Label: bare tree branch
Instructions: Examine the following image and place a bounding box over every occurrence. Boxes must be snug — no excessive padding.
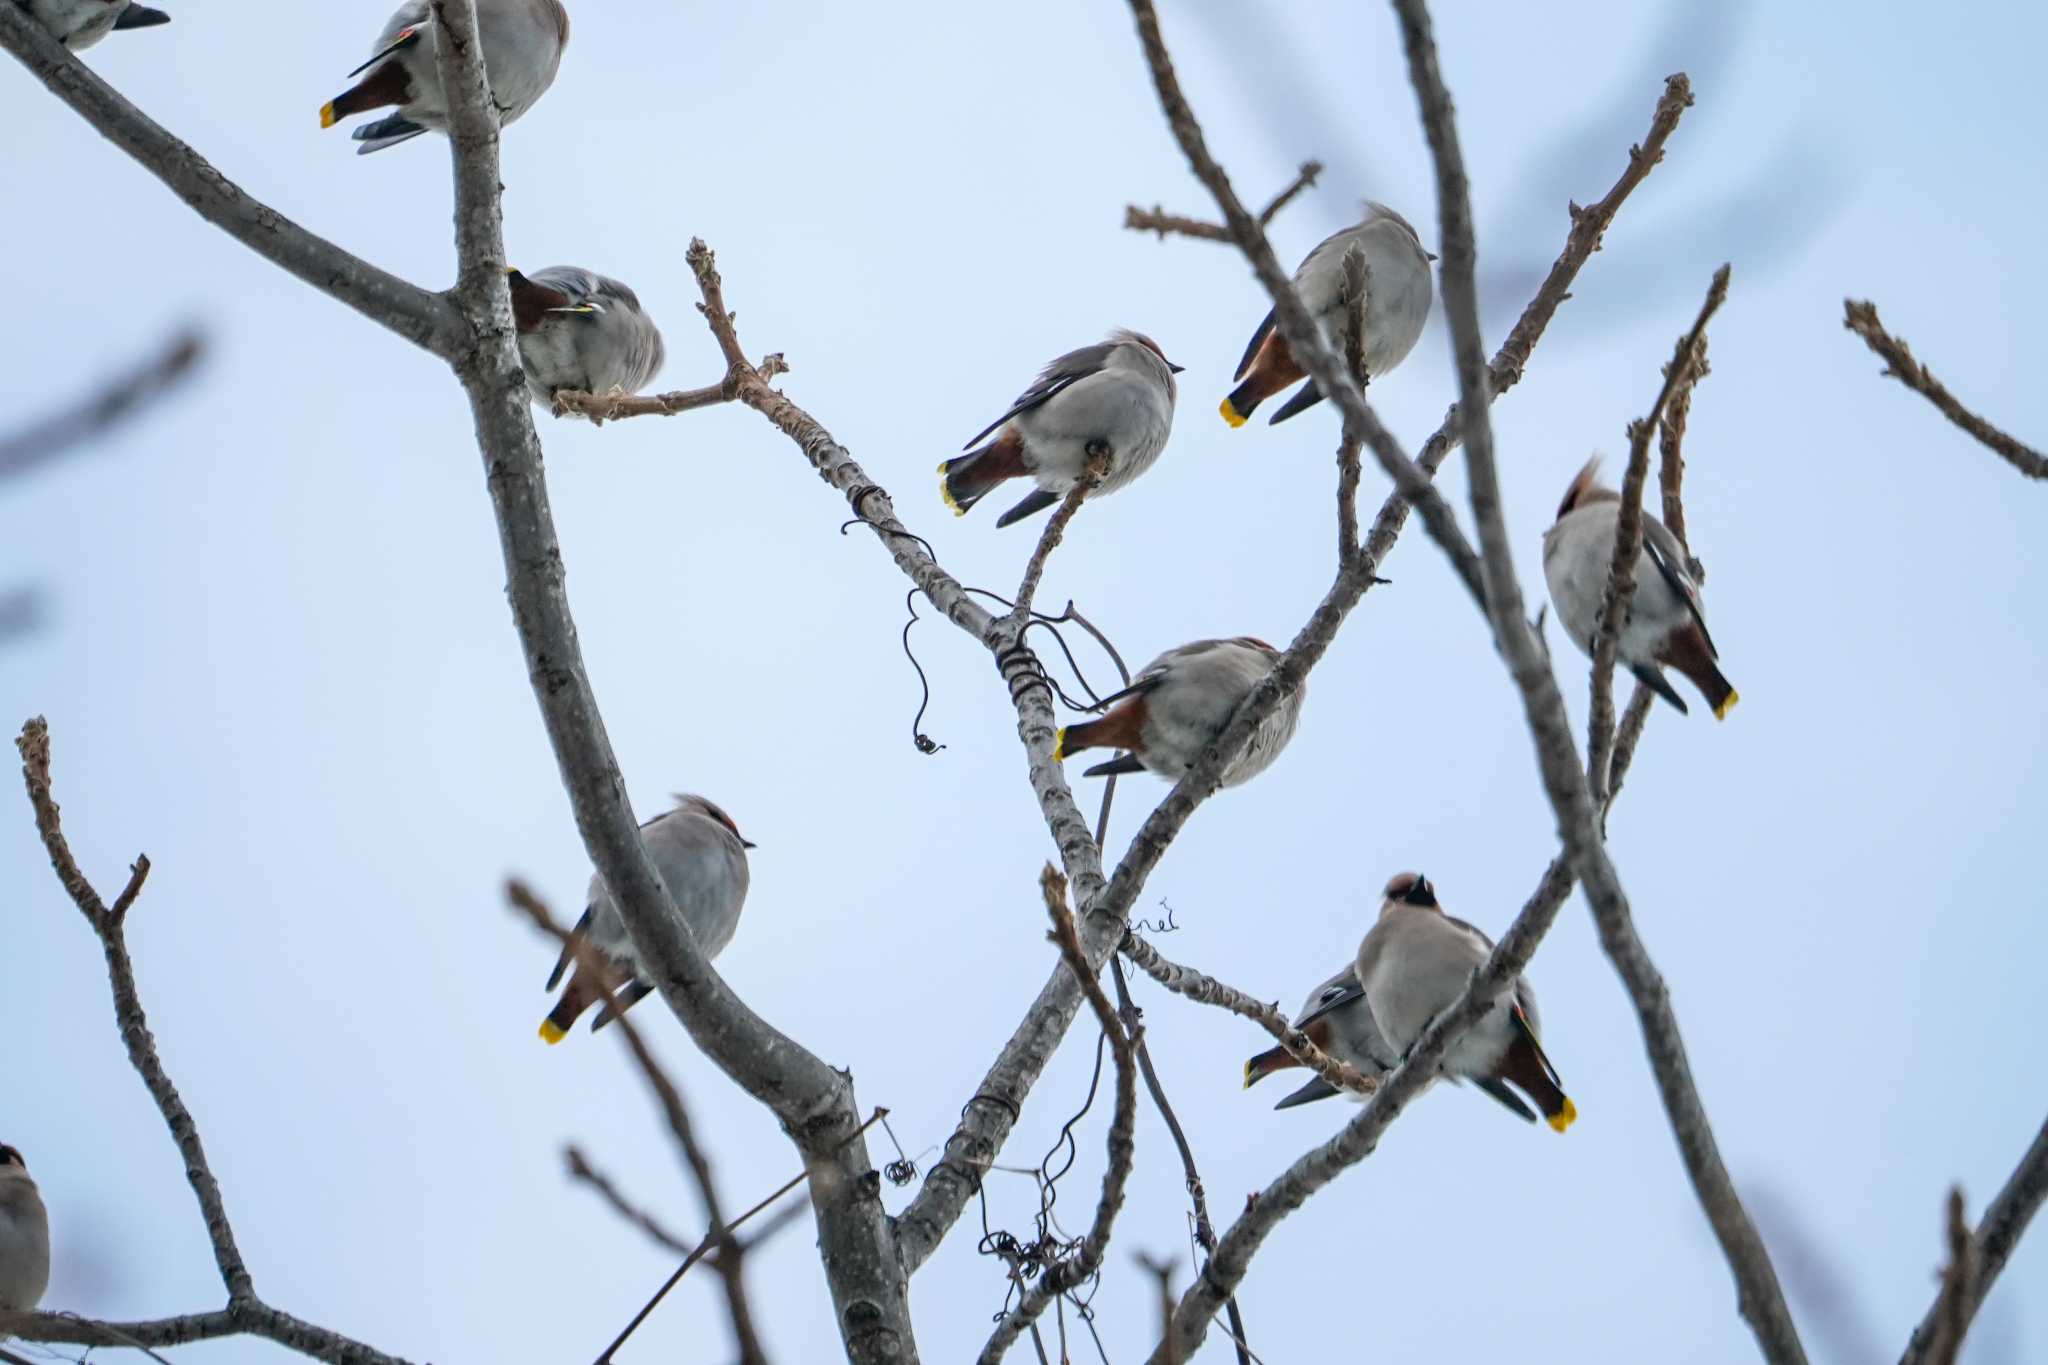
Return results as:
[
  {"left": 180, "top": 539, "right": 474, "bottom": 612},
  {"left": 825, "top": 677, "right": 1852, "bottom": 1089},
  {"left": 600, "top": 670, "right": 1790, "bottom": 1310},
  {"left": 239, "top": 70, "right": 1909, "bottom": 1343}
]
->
[
  {"left": 1124, "top": 160, "right": 1322, "bottom": 241},
  {"left": 1013, "top": 450, "right": 1110, "bottom": 621},
  {"left": 1900, "top": 1113, "right": 2048, "bottom": 1365},
  {"left": 1844, "top": 299, "right": 2046, "bottom": 480},
  {"left": 565, "top": 1147, "right": 692, "bottom": 1257},
  {"left": 7, "top": 717, "right": 416, "bottom": 1365},
  {"left": 548, "top": 353, "right": 789, "bottom": 425},
  {"left": 0, "top": 8, "right": 461, "bottom": 359},
  {"left": 0, "top": 330, "right": 204, "bottom": 481},
  {"left": 1657, "top": 334, "right": 1710, "bottom": 569},
  {"left": 1586, "top": 265, "right": 1730, "bottom": 807}
]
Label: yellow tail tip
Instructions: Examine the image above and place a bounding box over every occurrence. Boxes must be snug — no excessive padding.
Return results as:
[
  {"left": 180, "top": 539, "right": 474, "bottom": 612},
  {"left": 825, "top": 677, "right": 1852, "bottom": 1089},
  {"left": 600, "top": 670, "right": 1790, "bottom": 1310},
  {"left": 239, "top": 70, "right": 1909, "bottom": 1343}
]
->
[
  {"left": 319, "top": 101, "right": 339, "bottom": 129},
  {"left": 1713, "top": 689, "right": 1740, "bottom": 721},
  {"left": 538, "top": 1019, "right": 567, "bottom": 1045},
  {"left": 1547, "top": 1097, "right": 1578, "bottom": 1133},
  {"left": 1218, "top": 397, "right": 1248, "bottom": 429},
  {"left": 1052, "top": 726, "right": 1068, "bottom": 761},
  {"left": 1242, "top": 1060, "right": 1258, "bottom": 1089},
  {"left": 937, "top": 471, "right": 964, "bottom": 516}
]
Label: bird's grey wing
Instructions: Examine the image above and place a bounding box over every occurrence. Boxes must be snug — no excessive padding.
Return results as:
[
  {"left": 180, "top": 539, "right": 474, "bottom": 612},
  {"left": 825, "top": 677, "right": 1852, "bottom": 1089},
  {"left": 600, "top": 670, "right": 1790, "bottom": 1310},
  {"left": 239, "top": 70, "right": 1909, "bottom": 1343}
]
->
[
  {"left": 545, "top": 906, "right": 595, "bottom": 991},
  {"left": 1234, "top": 308, "right": 1277, "bottom": 381},
  {"left": 960, "top": 342, "right": 1117, "bottom": 449},
  {"left": 1290, "top": 977, "right": 1368, "bottom": 1032},
  {"left": 1643, "top": 518, "right": 1716, "bottom": 653},
  {"left": 351, "top": 2, "right": 431, "bottom": 76},
  {"left": 527, "top": 266, "right": 605, "bottom": 313},
  {"left": 1443, "top": 913, "right": 1498, "bottom": 952}
]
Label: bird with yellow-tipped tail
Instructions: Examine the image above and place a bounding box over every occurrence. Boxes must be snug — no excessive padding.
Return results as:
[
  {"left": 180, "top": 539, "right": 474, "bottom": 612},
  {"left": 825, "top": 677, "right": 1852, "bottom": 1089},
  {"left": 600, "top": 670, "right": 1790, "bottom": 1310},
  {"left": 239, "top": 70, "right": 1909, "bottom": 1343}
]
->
[
  {"left": 1054, "top": 637, "right": 1302, "bottom": 789},
  {"left": 1221, "top": 202, "right": 1435, "bottom": 428},
  {"left": 538, "top": 794, "right": 752, "bottom": 1045},
  {"left": 20, "top": 0, "right": 170, "bottom": 51},
  {"left": 1353, "top": 873, "right": 1578, "bottom": 1133},
  {"left": 1243, "top": 965, "right": 1398, "bottom": 1110},
  {"left": 940, "top": 330, "right": 1182, "bottom": 527},
  {"left": 1543, "top": 456, "right": 1739, "bottom": 720},
  {"left": 319, "top": 0, "right": 569, "bottom": 155}
]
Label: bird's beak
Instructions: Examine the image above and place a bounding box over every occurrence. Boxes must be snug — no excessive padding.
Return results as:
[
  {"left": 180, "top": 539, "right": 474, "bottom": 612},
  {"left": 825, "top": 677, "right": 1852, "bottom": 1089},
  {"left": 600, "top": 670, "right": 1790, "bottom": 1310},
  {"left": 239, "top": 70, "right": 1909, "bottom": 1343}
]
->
[
  {"left": 1425, "top": 250, "right": 1439, "bottom": 262},
  {"left": 741, "top": 839, "right": 758, "bottom": 850},
  {"left": 1404, "top": 875, "right": 1435, "bottom": 906},
  {"left": 1167, "top": 362, "right": 1186, "bottom": 375}
]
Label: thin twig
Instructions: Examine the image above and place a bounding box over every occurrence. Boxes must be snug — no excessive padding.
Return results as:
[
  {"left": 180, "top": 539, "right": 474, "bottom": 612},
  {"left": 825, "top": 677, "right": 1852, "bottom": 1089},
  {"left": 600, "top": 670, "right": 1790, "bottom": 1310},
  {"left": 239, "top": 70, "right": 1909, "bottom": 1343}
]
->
[
  {"left": 1013, "top": 449, "right": 1110, "bottom": 621},
  {"left": 1336, "top": 245, "right": 1371, "bottom": 559},
  {"left": 1586, "top": 264, "right": 1730, "bottom": 808},
  {"left": 0, "top": 329, "right": 204, "bottom": 481},
  {"left": 1919, "top": 1187, "right": 1977, "bottom": 1365},
  {"left": 1657, "top": 334, "right": 1710, "bottom": 569},
  {"left": 549, "top": 354, "right": 790, "bottom": 425},
  {"left": 565, "top": 1147, "right": 692, "bottom": 1256},
  {"left": 1124, "top": 160, "right": 1323, "bottom": 241},
  {"left": 1844, "top": 299, "right": 2046, "bottom": 479},
  {"left": 1900, "top": 1111, "right": 2048, "bottom": 1365}
]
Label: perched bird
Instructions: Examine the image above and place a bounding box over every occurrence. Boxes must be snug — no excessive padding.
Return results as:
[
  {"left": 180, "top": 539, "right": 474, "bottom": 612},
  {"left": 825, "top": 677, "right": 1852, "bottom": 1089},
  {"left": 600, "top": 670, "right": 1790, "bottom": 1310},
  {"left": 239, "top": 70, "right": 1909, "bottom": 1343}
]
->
[
  {"left": 506, "top": 267, "right": 666, "bottom": 411},
  {"left": 939, "top": 329, "right": 1182, "bottom": 527},
  {"left": 0, "top": 1144, "right": 50, "bottom": 1314},
  {"left": 1221, "top": 202, "right": 1434, "bottom": 427},
  {"left": 1054, "top": 637, "right": 1301, "bottom": 787},
  {"left": 1543, "top": 456, "right": 1737, "bottom": 718},
  {"left": 21, "top": 0, "right": 170, "bottom": 51},
  {"left": 540, "top": 795, "right": 752, "bottom": 1043},
  {"left": 1354, "top": 872, "right": 1576, "bottom": 1131},
  {"left": 319, "top": 0, "right": 570, "bottom": 155},
  {"left": 1242, "top": 965, "right": 1397, "bottom": 1109}
]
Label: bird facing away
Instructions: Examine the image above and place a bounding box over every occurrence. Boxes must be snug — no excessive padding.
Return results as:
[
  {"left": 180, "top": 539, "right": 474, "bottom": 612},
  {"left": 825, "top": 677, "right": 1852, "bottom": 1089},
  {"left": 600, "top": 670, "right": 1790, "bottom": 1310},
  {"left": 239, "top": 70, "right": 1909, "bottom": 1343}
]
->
[
  {"left": 22, "top": 0, "right": 169, "bottom": 50},
  {"left": 1054, "top": 637, "right": 1302, "bottom": 788},
  {"left": 1221, "top": 202, "right": 1435, "bottom": 427},
  {"left": 1542, "top": 456, "right": 1737, "bottom": 719},
  {"left": 939, "top": 329, "right": 1182, "bottom": 527},
  {"left": 1355, "top": 872, "right": 1576, "bottom": 1132},
  {"left": 539, "top": 795, "right": 752, "bottom": 1043},
  {"left": 1243, "top": 965, "right": 1398, "bottom": 1109},
  {"left": 506, "top": 267, "right": 666, "bottom": 411},
  {"left": 0, "top": 1144, "right": 50, "bottom": 1314},
  {"left": 319, "top": 0, "right": 570, "bottom": 155}
]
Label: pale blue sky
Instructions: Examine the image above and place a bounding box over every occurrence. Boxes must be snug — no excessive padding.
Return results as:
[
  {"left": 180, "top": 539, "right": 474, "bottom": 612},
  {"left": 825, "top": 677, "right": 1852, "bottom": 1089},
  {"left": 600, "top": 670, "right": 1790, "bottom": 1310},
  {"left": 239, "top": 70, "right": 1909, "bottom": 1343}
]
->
[{"left": 4, "top": 2, "right": 2044, "bottom": 1362}]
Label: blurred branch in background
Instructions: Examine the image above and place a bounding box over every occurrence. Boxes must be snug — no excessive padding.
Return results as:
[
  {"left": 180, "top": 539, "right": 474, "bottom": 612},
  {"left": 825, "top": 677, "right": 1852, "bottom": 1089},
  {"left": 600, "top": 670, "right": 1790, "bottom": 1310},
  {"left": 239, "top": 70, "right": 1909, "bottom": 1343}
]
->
[
  {"left": 0, "top": 587, "right": 48, "bottom": 646},
  {"left": 1844, "top": 300, "right": 2046, "bottom": 480},
  {"left": 0, "top": 328, "right": 204, "bottom": 484},
  {"left": 1901, "top": 1113, "right": 2048, "bottom": 1365}
]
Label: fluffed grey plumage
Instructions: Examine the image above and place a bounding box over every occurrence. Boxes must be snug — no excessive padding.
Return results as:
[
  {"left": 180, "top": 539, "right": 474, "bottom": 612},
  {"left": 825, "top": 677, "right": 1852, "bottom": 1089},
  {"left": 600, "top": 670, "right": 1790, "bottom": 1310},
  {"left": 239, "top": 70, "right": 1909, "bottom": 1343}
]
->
[
  {"left": 1542, "top": 456, "right": 1738, "bottom": 719},
  {"left": 1244, "top": 965, "right": 1399, "bottom": 1109},
  {"left": 1354, "top": 873, "right": 1575, "bottom": 1131},
  {"left": 22, "top": 0, "right": 170, "bottom": 51},
  {"left": 0, "top": 1144, "right": 50, "bottom": 1314},
  {"left": 507, "top": 266, "right": 666, "bottom": 410},
  {"left": 939, "top": 329, "right": 1181, "bottom": 527},
  {"left": 540, "top": 794, "right": 751, "bottom": 1042},
  {"left": 1056, "top": 636, "right": 1303, "bottom": 788},
  {"left": 1222, "top": 202, "right": 1434, "bottom": 426},
  {"left": 321, "top": 0, "right": 570, "bottom": 154}
]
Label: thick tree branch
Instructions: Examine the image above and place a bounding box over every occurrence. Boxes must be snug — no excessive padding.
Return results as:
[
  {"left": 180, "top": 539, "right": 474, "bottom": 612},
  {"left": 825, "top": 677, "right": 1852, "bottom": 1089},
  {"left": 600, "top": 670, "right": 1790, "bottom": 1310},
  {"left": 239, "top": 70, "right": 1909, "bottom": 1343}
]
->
[
  {"left": 1900, "top": 1112, "right": 2048, "bottom": 1365},
  {"left": 1384, "top": 4, "right": 1807, "bottom": 1363},
  {"left": 425, "top": 7, "right": 912, "bottom": 1360},
  {"left": 1844, "top": 300, "right": 2046, "bottom": 480},
  {"left": 0, "top": 7, "right": 462, "bottom": 359}
]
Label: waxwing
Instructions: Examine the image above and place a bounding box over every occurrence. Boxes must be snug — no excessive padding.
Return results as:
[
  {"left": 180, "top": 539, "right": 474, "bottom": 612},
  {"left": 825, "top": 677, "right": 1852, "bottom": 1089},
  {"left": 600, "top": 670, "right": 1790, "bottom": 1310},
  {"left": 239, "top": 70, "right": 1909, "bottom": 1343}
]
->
[
  {"left": 939, "top": 330, "right": 1182, "bottom": 527},
  {"left": 1054, "top": 637, "right": 1301, "bottom": 788},
  {"left": 320, "top": 0, "right": 570, "bottom": 154},
  {"left": 1543, "top": 457, "right": 1737, "bottom": 719},
  {"left": 22, "top": 0, "right": 169, "bottom": 51},
  {"left": 540, "top": 795, "right": 752, "bottom": 1043},
  {"left": 0, "top": 1145, "right": 50, "bottom": 1314},
  {"left": 1243, "top": 965, "right": 1398, "bottom": 1109},
  {"left": 1354, "top": 872, "right": 1576, "bottom": 1131},
  {"left": 506, "top": 267, "right": 666, "bottom": 410},
  {"left": 1222, "top": 202, "right": 1434, "bottom": 427}
]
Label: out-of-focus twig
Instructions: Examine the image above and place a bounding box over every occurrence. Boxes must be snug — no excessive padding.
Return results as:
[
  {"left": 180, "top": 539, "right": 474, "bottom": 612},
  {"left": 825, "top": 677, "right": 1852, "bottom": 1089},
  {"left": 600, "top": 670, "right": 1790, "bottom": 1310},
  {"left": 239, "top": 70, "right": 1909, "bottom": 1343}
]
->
[
  {"left": 565, "top": 1146, "right": 691, "bottom": 1256},
  {"left": 1900, "top": 1113, "right": 2048, "bottom": 1365},
  {"left": 1845, "top": 300, "right": 2045, "bottom": 480},
  {"left": 0, "top": 329, "right": 203, "bottom": 483}
]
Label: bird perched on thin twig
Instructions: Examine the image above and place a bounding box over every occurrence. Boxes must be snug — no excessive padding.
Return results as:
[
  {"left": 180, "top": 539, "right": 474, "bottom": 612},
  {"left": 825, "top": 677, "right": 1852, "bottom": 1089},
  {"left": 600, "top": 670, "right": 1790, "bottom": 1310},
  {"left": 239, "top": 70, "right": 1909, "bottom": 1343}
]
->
[
  {"left": 0, "top": 1144, "right": 50, "bottom": 1314},
  {"left": 505, "top": 267, "right": 665, "bottom": 412},
  {"left": 1222, "top": 202, "right": 1434, "bottom": 427},
  {"left": 939, "top": 330, "right": 1182, "bottom": 527},
  {"left": 20, "top": 0, "right": 169, "bottom": 50},
  {"left": 1054, "top": 637, "right": 1301, "bottom": 787},
  {"left": 540, "top": 795, "right": 752, "bottom": 1044},
  {"left": 1543, "top": 456, "right": 1737, "bottom": 718},
  {"left": 1243, "top": 965, "right": 1396, "bottom": 1109},
  {"left": 319, "top": 0, "right": 569, "bottom": 155},
  {"left": 1354, "top": 873, "right": 1576, "bottom": 1131}
]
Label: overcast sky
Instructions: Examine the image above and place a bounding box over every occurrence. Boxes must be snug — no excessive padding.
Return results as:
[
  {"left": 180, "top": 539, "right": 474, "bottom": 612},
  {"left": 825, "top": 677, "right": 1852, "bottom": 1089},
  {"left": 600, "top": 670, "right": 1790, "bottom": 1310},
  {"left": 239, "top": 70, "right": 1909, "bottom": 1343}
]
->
[{"left": 4, "top": 2, "right": 2044, "bottom": 1362}]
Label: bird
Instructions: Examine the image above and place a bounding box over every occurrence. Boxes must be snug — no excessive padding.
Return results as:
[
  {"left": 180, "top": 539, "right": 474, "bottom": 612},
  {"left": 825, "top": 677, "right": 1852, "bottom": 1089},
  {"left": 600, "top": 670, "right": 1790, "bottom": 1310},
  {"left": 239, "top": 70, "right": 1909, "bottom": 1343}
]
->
[
  {"left": 506, "top": 267, "right": 666, "bottom": 411},
  {"left": 1054, "top": 637, "right": 1302, "bottom": 787},
  {"left": 939, "top": 329, "right": 1182, "bottom": 527},
  {"left": 1221, "top": 202, "right": 1435, "bottom": 427},
  {"left": 1354, "top": 872, "right": 1576, "bottom": 1131},
  {"left": 1242, "top": 965, "right": 1397, "bottom": 1109},
  {"left": 21, "top": 0, "right": 169, "bottom": 51},
  {"left": 540, "top": 795, "right": 752, "bottom": 1043},
  {"left": 0, "top": 1144, "right": 50, "bottom": 1314},
  {"left": 319, "top": 0, "right": 570, "bottom": 155},
  {"left": 1543, "top": 456, "right": 1737, "bottom": 718}
]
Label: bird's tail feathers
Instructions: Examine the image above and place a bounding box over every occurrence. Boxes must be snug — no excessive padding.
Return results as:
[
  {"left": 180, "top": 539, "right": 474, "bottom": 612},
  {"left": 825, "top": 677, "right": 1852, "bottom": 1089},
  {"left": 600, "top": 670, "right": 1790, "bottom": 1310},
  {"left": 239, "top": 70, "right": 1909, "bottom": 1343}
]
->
[
  {"left": 938, "top": 429, "right": 1026, "bottom": 517},
  {"left": 1660, "top": 623, "right": 1738, "bottom": 721}
]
